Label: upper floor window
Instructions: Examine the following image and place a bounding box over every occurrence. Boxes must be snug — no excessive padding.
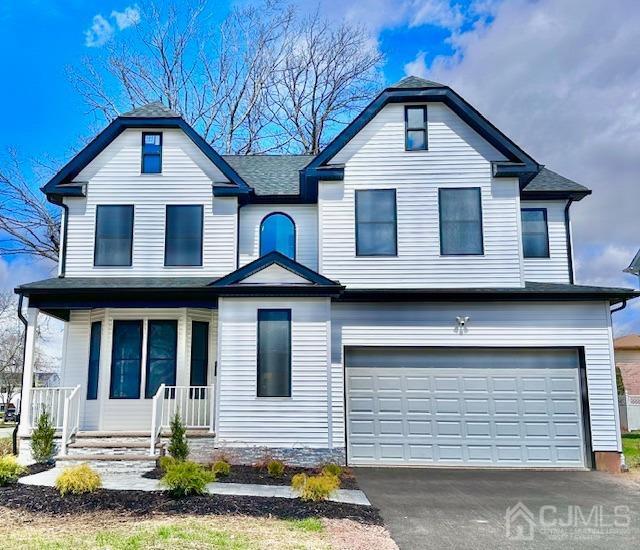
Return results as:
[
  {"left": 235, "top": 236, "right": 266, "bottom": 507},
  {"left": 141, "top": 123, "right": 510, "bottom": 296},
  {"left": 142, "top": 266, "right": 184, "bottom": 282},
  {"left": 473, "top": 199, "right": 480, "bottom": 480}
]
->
[
  {"left": 521, "top": 208, "right": 549, "bottom": 258},
  {"left": 142, "top": 132, "right": 162, "bottom": 173},
  {"left": 405, "top": 106, "right": 427, "bottom": 151},
  {"left": 94, "top": 205, "right": 134, "bottom": 266},
  {"left": 260, "top": 213, "right": 295, "bottom": 259},
  {"left": 165, "top": 205, "right": 203, "bottom": 266},
  {"left": 439, "top": 188, "right": 483, "bottom": 255},
  {"left": 355, "top": 189, "right": 397, "bottom": 256}
]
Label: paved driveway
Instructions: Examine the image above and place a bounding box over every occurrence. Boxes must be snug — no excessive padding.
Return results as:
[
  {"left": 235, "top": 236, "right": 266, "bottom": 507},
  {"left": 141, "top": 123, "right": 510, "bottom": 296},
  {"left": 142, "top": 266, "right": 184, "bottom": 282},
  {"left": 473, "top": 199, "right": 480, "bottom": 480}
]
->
[{"left": 355, "top": 468, "right": 640, "bottom": 550}]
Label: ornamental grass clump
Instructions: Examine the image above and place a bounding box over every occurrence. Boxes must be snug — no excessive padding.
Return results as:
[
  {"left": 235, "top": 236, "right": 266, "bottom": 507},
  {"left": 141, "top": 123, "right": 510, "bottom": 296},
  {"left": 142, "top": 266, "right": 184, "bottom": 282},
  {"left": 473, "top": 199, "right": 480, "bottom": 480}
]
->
[
  {"left": 162, "top": 460, "right": 215, "bottom": 498},
  {"left": 167, "top": 411, "right": 189, "bottom": 461},
  {"left": 0, "top": 456, "right": 26, "bottom": 486},
  {"left": 321, "top": 463, "right": 343, "bottom": 477},
  {"left": 212, "top": 459, "right": 231, "bottom": 477},
  {"left": 31, "top": 410, "right": 56, "bottom": 463},
  {"left": 291, "top": 472, "right": 340, "bottom": 501},
  {"left": 55, "top": 464, "right": 102, "bottom": 496},
  {"left": 267, "top": 459, "right": 285, "bottom": 478}
]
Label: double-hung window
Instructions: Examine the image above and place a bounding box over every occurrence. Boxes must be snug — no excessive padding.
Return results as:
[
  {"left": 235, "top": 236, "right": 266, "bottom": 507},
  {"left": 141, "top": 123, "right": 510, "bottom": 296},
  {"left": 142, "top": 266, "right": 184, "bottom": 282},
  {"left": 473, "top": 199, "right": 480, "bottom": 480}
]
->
[
  {"left": 165, "top": 205, "right": 203, "bottom": 266},
  {"left": 145, "top": 320, "right": 178, "bottom": 398},
  {"left": 439, "top": 188, "right": 484, "bottom": 255},
  {"left": 405, "top": 106, "right": 427, "bottom": 151},
  {"left": 521, "top": 208, "right": 550, "bottom": 258},
  {"left": 355, "top": 189, "right": 397, "bottom": 256},
  {"left": 142, "top": 132, "right": 162, "bottom": 173},
  {"left": 94, "top": 205, "right": 134, "bottom": 266},
  {"left": 257, "top": 310, "right": 291, "bottom": 398},
  {"left": 110, "top": 320, "right": 143, "bottom": 399}
]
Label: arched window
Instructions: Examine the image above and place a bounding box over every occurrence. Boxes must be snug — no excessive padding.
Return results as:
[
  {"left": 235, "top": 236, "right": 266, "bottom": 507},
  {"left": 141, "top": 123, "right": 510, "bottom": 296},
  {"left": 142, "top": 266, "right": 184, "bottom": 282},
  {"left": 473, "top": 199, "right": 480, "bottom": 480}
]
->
[{"left": 260, "top": 213, "right": 296, "bottom": 259}]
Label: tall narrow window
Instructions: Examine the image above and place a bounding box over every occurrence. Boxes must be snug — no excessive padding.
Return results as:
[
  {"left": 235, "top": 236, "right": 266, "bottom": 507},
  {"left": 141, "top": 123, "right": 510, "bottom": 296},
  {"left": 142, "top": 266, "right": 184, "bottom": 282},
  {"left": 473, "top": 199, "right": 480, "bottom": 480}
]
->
[
  {"left": 439, "top": 188, "right": 484, "bottom": 255},
  {"left": 521, "top": 208, "right": 550, "bottom": 258},
  {"left": 260, "top": 213, "right": 295, "bottom": 259},
  {"left": 94, "top": 205, "right": 134, "bottom": 266},
  {"left": 110, "top": 320, "right": 143, "bottom": 399},
  {"left": 145, "top": 320, "right": 178, "bottom": 398},
  {"left": 257, "top": 310, "right": 291, "bottom": 397},
  {"left": 405, "top": 106, "right": 427, "bottom": 151},
  {"left": 142, "top": 132, "right": 162, "bottom": 173},
  {"left": 190, "top": 321, "right": 209, "bottom": 387},
  {"left": 355, "top": 189, "right": 397, "bottom": 256},
  {"left": 86, "top": 321, "right": 102, "bottom": 400},
  {"left": 165, "top": 205, "right": 203, "bottom": 266}
]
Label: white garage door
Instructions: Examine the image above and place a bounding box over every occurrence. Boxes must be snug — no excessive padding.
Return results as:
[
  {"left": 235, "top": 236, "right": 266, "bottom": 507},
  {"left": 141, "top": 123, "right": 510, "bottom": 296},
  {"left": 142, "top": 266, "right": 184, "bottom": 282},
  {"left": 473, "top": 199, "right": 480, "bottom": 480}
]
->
[{"left": 346, "top": 348, "right": 586, "bottom": 468}]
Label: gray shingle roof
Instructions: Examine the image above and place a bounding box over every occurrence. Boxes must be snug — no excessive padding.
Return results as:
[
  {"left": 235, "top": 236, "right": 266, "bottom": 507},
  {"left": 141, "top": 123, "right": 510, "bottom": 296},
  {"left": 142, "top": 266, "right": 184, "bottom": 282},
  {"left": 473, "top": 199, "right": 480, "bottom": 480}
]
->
[
  {"left": 389, "top": 76, "right": 445, "bottom": 89},
  {"left": 121, "top": 101, "right": 181, "bottom": 118},
  {"left": 523, "top": 167, "right": 590, "bottom": 195},
  {"left": 222, "top": 155, "right": 314, "bottom": 195}
]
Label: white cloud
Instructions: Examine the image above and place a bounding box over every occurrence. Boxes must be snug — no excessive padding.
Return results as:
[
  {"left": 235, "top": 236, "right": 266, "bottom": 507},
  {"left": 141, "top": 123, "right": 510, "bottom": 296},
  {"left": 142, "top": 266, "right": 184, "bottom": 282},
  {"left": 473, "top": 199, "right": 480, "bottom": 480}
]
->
[
  {"left": 111, "top": 5, "right": 140, "bottom": 30},
  {"left": 410, "top": 0, "right": 464, "bottom": 30},
  {"left": 84, "top": 14, "right": 114, "bottom": 48}
]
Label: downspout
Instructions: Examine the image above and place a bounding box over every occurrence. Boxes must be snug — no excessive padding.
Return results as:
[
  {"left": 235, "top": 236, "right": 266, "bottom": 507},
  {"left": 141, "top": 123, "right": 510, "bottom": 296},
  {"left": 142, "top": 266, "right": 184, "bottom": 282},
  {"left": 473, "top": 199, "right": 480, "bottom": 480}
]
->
[
  {"left": 564, "top": 199, "right": 575, "bottom": 284},
  {"left": 14, "top": 294, "right": 28, "bottom": 455},
  {"left": 59, "top": 202, "right": 69, "bottom": 277},
  {"left": 611, "top": 300, "right": 627, "bottom": 314}
]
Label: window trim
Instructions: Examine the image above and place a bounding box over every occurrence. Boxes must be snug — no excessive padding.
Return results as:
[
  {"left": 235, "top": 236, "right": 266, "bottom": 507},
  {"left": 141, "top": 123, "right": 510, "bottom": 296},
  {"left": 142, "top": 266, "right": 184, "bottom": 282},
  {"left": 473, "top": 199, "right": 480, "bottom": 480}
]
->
[
  {"left": 521, "top": 207, "right": 550, "bottom": 259},
  {"left": 259, "top": 212, "right": 297, "bottom": 260},
  {"left": 93, "top": 204, "right": 135, "bottom": 267},
  {"left": 164, "top": 205, "right": 204, "bottom": 267},
  {"left": 438, "top": 187, "right": 485, "bottom": 256},
  {"left": 355, "top": 189, "right": 398, "bottom": 257},
  {"left": 256, "top": 309, "right": 292, "bottom": 398},
  {"left": 109, "top": 320, "right": 143, "bottom": 400},
  {"left": 404, "top": 105, "right": 428, "bottom": 151},
  {"left": 141, "top": 132, "right": 162, "bottom": 174},
  {"left": 144, "top": 319, "right": 178, "bottom": 399},
  {"left": 86, "top": 321, "right": 102, "bottom": 400}
]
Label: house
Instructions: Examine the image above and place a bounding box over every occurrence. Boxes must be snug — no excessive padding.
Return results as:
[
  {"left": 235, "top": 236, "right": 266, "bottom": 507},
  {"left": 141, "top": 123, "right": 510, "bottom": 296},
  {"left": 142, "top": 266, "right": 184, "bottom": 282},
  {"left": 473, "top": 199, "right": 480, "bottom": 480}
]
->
[
  {"left": 615, "top": 335, "right": 640, "bottom": 395},
  {"left": 15, "top": 76, "right": 638, "bottom": 472}
]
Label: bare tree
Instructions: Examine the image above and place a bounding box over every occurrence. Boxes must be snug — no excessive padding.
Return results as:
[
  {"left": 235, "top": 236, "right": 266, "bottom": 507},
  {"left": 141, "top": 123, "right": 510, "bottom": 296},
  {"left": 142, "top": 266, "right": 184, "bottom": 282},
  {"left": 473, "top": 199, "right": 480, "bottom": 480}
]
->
[{"left": 0, "top": 150, "right": 60, "bottom": 262}]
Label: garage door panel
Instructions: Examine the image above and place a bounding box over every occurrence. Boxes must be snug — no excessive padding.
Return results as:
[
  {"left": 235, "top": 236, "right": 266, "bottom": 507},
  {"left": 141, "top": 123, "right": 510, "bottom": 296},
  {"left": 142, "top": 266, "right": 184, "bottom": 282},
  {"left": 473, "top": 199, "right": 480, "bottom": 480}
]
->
[{"left": 346, "top": 348, "right": 585, "bottom": 468}]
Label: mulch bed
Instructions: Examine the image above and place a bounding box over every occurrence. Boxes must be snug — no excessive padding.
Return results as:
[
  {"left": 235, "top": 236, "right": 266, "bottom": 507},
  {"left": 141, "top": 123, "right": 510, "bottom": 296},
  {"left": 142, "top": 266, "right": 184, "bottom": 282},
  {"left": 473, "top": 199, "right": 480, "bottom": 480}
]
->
[
  {"left": 143, "top": 464, "right": 359, "bottom": 490},
  {"left": 20, "top": 462, "right": 55, "bottom": 477},
  {"left": 0, "top": 484, "right": 381, "bottom": 524}
]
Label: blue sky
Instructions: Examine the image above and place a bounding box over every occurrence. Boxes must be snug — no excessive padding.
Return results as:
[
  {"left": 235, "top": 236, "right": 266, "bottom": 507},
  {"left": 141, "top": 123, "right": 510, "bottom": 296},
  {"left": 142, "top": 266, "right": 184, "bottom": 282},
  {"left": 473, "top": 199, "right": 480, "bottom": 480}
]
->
[{"left": 1, "top": 0, "right": 639, "bottom": 334}]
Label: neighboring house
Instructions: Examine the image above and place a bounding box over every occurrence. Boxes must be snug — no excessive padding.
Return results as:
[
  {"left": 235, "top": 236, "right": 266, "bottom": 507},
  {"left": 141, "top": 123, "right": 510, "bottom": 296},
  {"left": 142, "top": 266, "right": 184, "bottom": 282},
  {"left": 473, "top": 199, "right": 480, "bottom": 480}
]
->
[
  {"left": 615, "top": 335, "right": 640, "bottom": 394},
  {"left": 624, "top": 249, "right": 640, "bottom": 287},
  {"left": 15, "top": 76, "right": 638, "bottom": 472}
]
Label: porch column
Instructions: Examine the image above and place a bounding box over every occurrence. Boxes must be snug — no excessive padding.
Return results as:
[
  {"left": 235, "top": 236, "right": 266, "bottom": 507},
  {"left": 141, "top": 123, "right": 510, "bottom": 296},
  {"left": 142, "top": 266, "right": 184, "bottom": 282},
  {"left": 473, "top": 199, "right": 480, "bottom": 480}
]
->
[{"left": 18, "top": 307, "right": 39, "bottom": 436}]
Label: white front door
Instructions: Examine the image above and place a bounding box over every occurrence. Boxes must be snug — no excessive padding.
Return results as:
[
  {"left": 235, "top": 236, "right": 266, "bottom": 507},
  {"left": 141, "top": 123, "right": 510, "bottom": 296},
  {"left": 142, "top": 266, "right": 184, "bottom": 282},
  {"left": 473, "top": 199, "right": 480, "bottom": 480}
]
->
[{"left": 346, "top": 348, "right": 587, "bottom": 468}]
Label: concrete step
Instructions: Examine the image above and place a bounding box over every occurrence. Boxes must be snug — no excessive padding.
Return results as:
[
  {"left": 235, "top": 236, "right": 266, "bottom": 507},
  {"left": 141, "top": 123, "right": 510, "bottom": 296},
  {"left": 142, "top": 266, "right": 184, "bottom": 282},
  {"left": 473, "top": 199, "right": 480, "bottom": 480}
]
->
[
  {"left": 68, "top": 440, "right": 160, "bottom": 449},
  {"left": 76, "top": 429, "right": 214, "bottom": 438},
  {"left": 55, "top": 454, "right": 157, "bottom": 475}
]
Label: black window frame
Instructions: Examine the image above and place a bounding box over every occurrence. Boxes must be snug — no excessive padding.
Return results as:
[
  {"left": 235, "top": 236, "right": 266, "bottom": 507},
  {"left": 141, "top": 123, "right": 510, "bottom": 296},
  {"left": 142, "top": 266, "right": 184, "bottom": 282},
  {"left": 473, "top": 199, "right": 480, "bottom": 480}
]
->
[
  {"left": 141, "top": 132, "right": 162, "bottom": 174},
  {"left": 355, "top": 189, "right": 398, "bottom": 257},
  {"left": 164, "top": 205, "right": 204, "bottom": 267},
  {"left": 521, "top": 207, "right": 550, "bottom": 258},
  {"left": 438, "top": 187, "right": 484, "bottom": 256},
  {"left": 404, "top": 105, "right": 428, "bottom": 151},
  {"left": 190, "top": 321, "right": 209, "bottom": 387},
  {"left": 93, "top": 205, "right": 134, "bottom": 267},
  {"left": 257, "top": 309, "right": 292, "bottom": 398},
  {"left": 144, "top": 320, "right": 178, "bottom": 399},
  {"left": 86, "top": 321, "right": 102, "bottom": 400},
  {"left": 109, "top": 320, "right": 143, "bottom": 400}
]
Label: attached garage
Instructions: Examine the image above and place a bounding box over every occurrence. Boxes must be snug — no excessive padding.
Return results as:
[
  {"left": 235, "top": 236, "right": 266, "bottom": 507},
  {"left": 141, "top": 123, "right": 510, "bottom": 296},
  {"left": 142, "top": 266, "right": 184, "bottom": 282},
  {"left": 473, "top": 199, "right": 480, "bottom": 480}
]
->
[{"left": 346, "top": 347, "right": 589, "bottom": 468}]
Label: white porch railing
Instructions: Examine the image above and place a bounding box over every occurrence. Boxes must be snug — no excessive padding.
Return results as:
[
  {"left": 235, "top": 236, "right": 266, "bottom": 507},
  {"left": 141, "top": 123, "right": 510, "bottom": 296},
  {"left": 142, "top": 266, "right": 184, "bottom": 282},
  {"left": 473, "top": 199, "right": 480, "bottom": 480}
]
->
[
  {"left": 30, "top": 387, "right": 78, "bottom": 430},
  {"left": 60, "top": 386, "right": 81, "bottom": 455},
  {"left": 150, "top": 385, "right": 215, "bottom": 455}
]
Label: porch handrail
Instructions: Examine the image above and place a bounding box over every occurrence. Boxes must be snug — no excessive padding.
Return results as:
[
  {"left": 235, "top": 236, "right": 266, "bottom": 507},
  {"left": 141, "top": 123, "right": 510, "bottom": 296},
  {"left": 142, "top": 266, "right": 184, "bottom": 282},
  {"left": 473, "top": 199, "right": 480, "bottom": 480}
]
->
[
  {"left": 30, "top": 387, "right": 77, "bottom": 430},
  {"left": 60, "top": 385, "right": 81, "bottom": 456},
  {"left": 150, "top": 384, "right": 166, "bottom": 455}
]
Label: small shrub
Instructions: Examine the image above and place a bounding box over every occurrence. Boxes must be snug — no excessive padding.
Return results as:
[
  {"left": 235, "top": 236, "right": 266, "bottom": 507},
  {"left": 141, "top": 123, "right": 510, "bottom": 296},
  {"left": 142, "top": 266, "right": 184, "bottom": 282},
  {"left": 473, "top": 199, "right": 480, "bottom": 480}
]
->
[
  {"left": 267, "top": 459, "right": 285, "bottom": 478},
  {"left": 159, "top": 455, "right": 177, "bottom": 472},
  {"left": 254, "top": 451, "right": 273, "bottom": 470},
  {"left": 0, "top": 436, "right": 13, "bottom": 456},
  {"left": 31, "top": 410, "right": 56, "bottom": 463},
  {"left": 291, "top": 472, "right": 340, "bottom": 502},
  {"left": 167, "top": 411, "right": 189, "bottom": 461},
  {"left": 212, "top": 459, "right": 231, "bottom": 477},
  {"left": 161, "top": 460, "right": 215, "bottom": 498},
  {"left": 0, "top": 456, "right": 26, "bottom": 486},
  {"left": 321, "top": 463, "right": 343, "bottom": 477},
  {"left": 55, "top": 464, "right": 102, "bottom": 496}
]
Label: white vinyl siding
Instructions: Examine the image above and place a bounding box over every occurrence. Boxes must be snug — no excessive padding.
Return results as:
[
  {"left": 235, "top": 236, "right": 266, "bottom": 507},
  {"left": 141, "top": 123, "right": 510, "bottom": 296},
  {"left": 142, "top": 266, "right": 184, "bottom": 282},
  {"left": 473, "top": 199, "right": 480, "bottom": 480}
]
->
[
  {"left": 64, "top": 128, "right": 237, "bottom": 277},
  {"left": 216, "top": 297, "right": 332, "bottom": 447},
  {"left": 331, "top": 301, "right": 621, "bottom": 453},
  {"left": 320, "top": 103, "right": 523, "bottom": 288},
  {"left": 521, "top": 200, "right": 571, "bottom": 283},
  {"left": 239, "top": 205, "right": 318, "bottom": 270}
]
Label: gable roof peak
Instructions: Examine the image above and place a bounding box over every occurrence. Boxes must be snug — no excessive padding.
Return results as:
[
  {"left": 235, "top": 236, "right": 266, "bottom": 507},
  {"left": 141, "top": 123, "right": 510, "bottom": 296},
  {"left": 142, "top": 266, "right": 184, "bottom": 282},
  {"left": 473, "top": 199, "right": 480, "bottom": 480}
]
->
[
  {"left": 121, "top": 101, "right": 181, "bottom": 118},
  {"left": 389, "top": 75, "right": 445, "bottom": 89}
]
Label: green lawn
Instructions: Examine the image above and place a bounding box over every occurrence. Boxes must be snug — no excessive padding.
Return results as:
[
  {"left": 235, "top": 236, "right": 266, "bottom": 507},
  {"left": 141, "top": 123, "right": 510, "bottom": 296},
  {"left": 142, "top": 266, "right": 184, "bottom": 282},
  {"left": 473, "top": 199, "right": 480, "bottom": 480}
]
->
[{"left": 622, "top": 431, "right": 640, "bottom": 468}]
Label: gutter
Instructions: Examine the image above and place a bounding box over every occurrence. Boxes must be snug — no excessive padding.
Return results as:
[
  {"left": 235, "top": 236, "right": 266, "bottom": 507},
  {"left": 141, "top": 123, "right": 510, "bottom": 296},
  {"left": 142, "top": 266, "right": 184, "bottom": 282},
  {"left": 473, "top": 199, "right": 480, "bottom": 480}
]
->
[
  {"left": 564, "top": 199, "right": 575, "bottom": 284},
  {"left": 611, "top": 300, "right": 627, "bottom": 314}
]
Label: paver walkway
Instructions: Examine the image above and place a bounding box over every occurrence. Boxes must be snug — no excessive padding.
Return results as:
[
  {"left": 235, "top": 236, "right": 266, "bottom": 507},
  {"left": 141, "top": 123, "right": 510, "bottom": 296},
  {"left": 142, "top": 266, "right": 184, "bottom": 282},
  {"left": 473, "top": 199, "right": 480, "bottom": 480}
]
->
[{"left": 19, "top": 466, "right": 370, "bottom": 506}]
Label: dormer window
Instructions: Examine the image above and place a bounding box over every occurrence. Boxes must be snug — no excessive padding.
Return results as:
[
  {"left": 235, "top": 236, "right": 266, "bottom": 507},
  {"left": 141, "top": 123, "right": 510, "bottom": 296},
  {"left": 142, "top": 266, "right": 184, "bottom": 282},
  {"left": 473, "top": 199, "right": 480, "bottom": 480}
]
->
[
  {"left": 260, "top": 213, "right": 296, "bottom": 259},
  {"left": 405, "top": 106, "right": 427, "bottom": 151},
  {"left": 142, "top": 132, "right": 162, "bottom": 173}
]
